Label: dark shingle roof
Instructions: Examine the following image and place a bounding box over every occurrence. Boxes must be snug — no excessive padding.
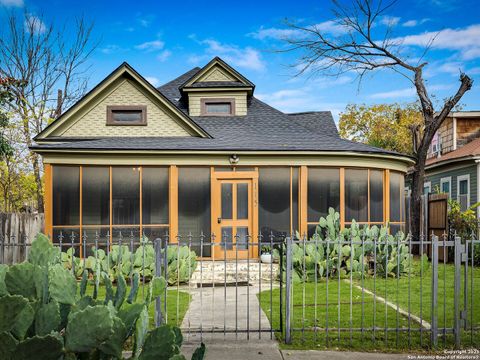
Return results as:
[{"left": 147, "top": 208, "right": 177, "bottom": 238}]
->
[{"left": 31, "top": 65, "right": 405, "bottom": 157}]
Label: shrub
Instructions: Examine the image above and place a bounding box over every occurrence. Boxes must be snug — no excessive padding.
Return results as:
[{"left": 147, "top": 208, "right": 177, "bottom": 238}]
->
[{"left": 0, "top": 233, "right": 205, "bottom": 360}]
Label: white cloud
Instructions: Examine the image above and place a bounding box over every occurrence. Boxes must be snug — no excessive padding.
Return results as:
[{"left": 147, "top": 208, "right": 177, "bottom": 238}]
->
[
  {"left": 135, "top": 40, "right": 164, "bottom": 52},
  {"left": 136, "top": 14, "right": 155, "bottom": 28},
  {"left": 100, "top": 45, "right": 127, "bottom": 55},
  {"left": 380, "top": 16, "right": 401, "bottom": 26},
  {"left": 370, "top": 84, "right": 452, "bottom": 99},
  {"left": 0, "top": 0, "right": 23, "bottom": 6},
  {"left": 24, "top": 15, "right": 46, "bottom": 34},
  {"left": 402, "top": 18, "right": 430, "bottom": 27},
  {"left": 145, "top": 77, "right": 160, "bottom": 86},
  {"left": 392, "top": 24, "right": 480, "bottom": 60},
  {"left": 250, "top": 20, "right": 347, "bottom": 40},
  {"left": 156, "top": 50, "right": 172, "bottom": 62},
  {"left": 190, "top": 39, "right": 266, "bottom": 71},
  {"left": 370, "top": 87, "right": 416, "bottom": 99}
]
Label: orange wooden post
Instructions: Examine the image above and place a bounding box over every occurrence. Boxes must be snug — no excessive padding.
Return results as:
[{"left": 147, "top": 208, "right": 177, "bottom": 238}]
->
[{"left": 44, "top": 163, "right": 53, "bottom": 240}]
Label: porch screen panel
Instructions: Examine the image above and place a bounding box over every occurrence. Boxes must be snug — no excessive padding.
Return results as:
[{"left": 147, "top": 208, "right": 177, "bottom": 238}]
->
[
  {"left": 82, "top": 167, "right": 110, "bottom": 225},
  {"left": 178, "top": 168, "right": 211, "bottom": 256},
  {"left": 307, "top": 168, "right": 340, "bottom": 222},
  {"left": 345, "top": 169, "right": 368, "bottom": 222},
  {"left": 292, "top": 168, "right": 299, "bottom": 233},
  {"left": 112, "top": 167, "right": 140, "bottom": 225},
  {"left": 142, "top": 167, "right": 169, "bottom": 225},
  {"left": 53, "top": 166, "right": 80, "bottom": 226},
  {"left": 259, "top": 168, "right": 291, "bottom": 242},
  {"left": 389, "top": 172, "right": 404, "bottom": 223},
  {"left": 370, "top": 170, "right": 384, "bottom": 222}
]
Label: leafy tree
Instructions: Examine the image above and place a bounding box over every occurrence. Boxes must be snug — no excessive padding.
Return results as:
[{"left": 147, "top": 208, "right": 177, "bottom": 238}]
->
[
  {"left": 279, "top": 0, "right": 473, "bottom": 239},
  {"left": 0, "top": 12, "right": 97, "bottom": 212},
  {"left": 339, "top": 103, "right": 422, "bottom": 155}
]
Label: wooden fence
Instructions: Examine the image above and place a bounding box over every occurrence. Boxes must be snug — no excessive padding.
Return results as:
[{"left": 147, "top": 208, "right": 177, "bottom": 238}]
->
[{"left": 0, "top": 213, "right": 44, "bottom": 264}]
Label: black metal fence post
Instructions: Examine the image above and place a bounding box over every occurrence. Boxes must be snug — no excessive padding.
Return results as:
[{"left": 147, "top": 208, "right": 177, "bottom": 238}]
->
[
  {"left": 154, "top": 237, "right": 163, "bottom": 327},
  {"left": 285, "top": 235, "right": 292, "bottom": 344}
]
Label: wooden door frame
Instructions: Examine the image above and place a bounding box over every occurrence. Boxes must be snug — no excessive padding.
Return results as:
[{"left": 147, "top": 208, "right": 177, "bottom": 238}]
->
[{"left": 211, "top": 169, "right": 259, "bottom": 259}]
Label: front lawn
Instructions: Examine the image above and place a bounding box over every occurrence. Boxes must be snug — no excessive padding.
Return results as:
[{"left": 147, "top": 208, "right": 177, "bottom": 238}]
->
[{"left": 258, "top": 260, "right": 480, "bottom": 351}]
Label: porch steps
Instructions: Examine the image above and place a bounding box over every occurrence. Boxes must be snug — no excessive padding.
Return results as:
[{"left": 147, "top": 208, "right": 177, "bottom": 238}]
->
[{"left": 189, "top": 261, "right": 280, "bottom": 286}]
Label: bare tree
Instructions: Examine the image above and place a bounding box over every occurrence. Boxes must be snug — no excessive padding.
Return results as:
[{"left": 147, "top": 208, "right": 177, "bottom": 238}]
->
[
  {"left": 0, "top": 11, "right": 97, "bottom": 212},
  {"left": 281, "top": 0, "right": 473, "bottom": 239}
]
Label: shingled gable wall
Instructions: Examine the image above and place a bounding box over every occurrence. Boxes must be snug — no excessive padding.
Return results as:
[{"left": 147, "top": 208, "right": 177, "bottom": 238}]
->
[{"left": 59, "top": 79, "right": 192, "bottom": 137}]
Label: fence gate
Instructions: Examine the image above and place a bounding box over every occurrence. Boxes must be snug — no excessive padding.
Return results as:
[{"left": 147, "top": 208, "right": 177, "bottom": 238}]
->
[{"left": 154, "top": 235, "right": 284, "bottom": 342}]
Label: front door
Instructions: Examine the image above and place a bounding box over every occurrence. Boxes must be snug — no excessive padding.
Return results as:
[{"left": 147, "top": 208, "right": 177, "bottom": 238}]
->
[{"left": 212, "top": 171, "right": 258, "bottom": 259}]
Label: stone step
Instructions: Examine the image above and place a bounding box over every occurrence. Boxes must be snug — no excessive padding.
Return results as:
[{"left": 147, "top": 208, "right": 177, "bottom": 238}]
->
[{"left": 188, "top": 261, "right": 280, "bottom": 285}]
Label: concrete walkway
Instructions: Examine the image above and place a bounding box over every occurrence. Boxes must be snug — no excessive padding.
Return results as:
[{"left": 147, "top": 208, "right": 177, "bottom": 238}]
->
[{"left": 181, "top": 284, "right": 272, "bottom": 342}]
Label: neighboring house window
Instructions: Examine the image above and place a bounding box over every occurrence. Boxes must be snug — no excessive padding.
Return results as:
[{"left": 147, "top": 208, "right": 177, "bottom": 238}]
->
[
  {"left": 424, "top": 182, "right": 431, "bottom": 195},
  {"left": 107, "top": 105, "right": 147, "bottom": 125},
  {"left": 457, "top": 174, "right": 470, "bottom": 211},
  {"left": 200, "top": 98, "right": 235, "bottom": 116},
  {"left": 440, "top": 177, "right": 451, "bottom": 197}
]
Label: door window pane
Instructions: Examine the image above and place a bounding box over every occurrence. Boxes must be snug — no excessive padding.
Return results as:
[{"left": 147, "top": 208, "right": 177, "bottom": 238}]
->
[
  {"left": 178, "top": 168, "right": 211, "bottom": 256},
  {"left": 221, "top": 183, "right": 232, "bottom": 219},
  {"left": 236, "top": 227, "right": 249, "bottom": 250},
  {"left": 389, "top": 172, "right": 404, "bottom": 222},
  {"left": 237, "top": 183, "right": 248, "bottom": 220},
  {"left": 112, "top": 167, "right": 140, "bottom": 225},
  {"left": 370, "top": 170, "right": 384, "bottom": 222},
  {"left": 259, "top": 168, "right": 291, "bottom": 241},
  {"left": 82, "top": 167, "right": 109, "bottom": 225},
  {"left": 345, "top": 169, "right": 368, "bottom": 222},
  {"left": 53, "top": 166, "right": 79, "bottom": 225},
  {"left": 220, "top": 227, "right": 233, "bottom": 250},
  {"left": 307, "top": 168, "right": 340, "bottom": 222},
  {"left": 142, "top": 167, "right": 169, "bottom": 224}
]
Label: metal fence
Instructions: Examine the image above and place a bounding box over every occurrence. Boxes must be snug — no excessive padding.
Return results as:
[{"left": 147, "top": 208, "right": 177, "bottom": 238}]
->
[{"left": 0, "top": 231, "right": 478, "bottom": 350}]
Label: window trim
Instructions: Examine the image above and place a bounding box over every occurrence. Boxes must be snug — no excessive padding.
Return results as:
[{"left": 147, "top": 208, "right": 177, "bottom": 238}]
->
[
  {"left": 440, "top": 176, "right": 452, "bottom": 198},
  {"left": 457, "top": 174, "right": 470, "bottom": 208},
  {"left": 200, "top": 98, "right": 235, "bottom": 116},
  {"left": 424, "top": 181, "right": 431, "bottom": 195},
  {"left": 106, "top": 105, "right": 147, "bottom": 126}
]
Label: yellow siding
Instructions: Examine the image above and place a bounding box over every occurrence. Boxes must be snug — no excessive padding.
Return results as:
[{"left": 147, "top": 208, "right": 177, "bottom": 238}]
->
[
  {"left": 60, "top": 80, "right": 192, "bottom": 137},
  {"left": 188, "top": 91, "right": 248, "bottom": 116},
  {"left": 196, "top": 67, "right": 236, "bottom": 82}
]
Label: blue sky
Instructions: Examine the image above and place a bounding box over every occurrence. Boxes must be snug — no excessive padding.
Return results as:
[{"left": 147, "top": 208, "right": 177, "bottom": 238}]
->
[{"left": 2, "top": 0, "right": 480, "bottom": 120}]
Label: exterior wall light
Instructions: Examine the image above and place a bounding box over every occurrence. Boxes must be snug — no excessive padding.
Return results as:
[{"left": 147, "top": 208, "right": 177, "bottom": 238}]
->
[{"left": 229, "top": 154, "right": 239, "bottom": 165}]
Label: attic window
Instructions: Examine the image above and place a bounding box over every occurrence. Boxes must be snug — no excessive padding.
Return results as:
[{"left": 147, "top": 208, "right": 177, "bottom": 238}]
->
[
  {"left": 200, "top": 98, "right": 235, "bottom": 116},
  {"left": 107, "top": 106, "right": 147, "bottom": 126}
]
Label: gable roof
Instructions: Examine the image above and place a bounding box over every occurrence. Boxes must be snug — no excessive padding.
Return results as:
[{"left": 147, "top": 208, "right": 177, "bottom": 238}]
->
[
  {"left": 31, "top": 58, "right": 413, "bottom": 164},
  {"left": 426, "top": 137, "right": 480, "bottom": 168},
  {"left": 34, "top": 62, "right": 211, "bottom": 140},
  {"left": 179, "top": 57, "right": 255, "bottom": 94}
]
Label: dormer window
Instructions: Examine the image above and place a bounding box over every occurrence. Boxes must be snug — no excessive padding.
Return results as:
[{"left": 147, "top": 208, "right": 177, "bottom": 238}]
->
[
  {"left": 107, "top": 105, "right": 147, "bottom": 125},
  {"left": 201, "top": 98, "right": 235, "bottom": 116}
]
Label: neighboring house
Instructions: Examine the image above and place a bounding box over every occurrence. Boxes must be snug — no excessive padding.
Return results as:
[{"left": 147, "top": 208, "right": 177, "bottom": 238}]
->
[
  {"left": 420, "top": 111, "right": 480, "bottom": 212},
  {"left": 30, "top": 57, "right": 413, "bottom": 259}
]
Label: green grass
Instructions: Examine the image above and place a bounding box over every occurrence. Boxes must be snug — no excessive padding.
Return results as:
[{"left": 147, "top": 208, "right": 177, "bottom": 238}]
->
[
  {"left": 258, "top": 260, "right": 480, "bottom": 351},
  {"left": 86, "top": 283, "right": 191, "bottom": 328}
]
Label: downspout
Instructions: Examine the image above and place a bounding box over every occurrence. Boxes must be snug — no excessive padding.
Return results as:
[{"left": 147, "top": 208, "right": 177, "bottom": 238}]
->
[{"left": 476, "top": 159, "right": 480, "bottom": 220}]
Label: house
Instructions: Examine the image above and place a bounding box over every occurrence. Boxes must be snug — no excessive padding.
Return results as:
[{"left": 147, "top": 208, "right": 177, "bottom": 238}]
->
[
  {"left": 31, "top": 57, "right": 413, "bottom": 259},
  {"left": 420, "top": 111, "right": 480, "bottom": 212}
]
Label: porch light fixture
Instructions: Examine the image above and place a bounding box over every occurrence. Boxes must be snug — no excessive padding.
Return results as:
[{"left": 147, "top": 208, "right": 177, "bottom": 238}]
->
[{"left": 229, "top": 154, "right": 239, "bottom": 165}]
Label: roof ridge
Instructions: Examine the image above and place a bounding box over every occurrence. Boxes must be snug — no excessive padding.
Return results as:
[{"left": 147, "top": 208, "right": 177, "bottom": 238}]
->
[
  {"left": 157, "top": 67, "right": 201, "bottom": 90},
  {"left": 288, "top": 111, "right": 330, "bottom": 115}
]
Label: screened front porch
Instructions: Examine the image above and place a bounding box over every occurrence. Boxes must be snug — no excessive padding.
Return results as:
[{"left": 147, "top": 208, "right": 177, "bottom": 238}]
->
[{"left": 45, "top": 165, "right": 405, "bottom": 259}]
